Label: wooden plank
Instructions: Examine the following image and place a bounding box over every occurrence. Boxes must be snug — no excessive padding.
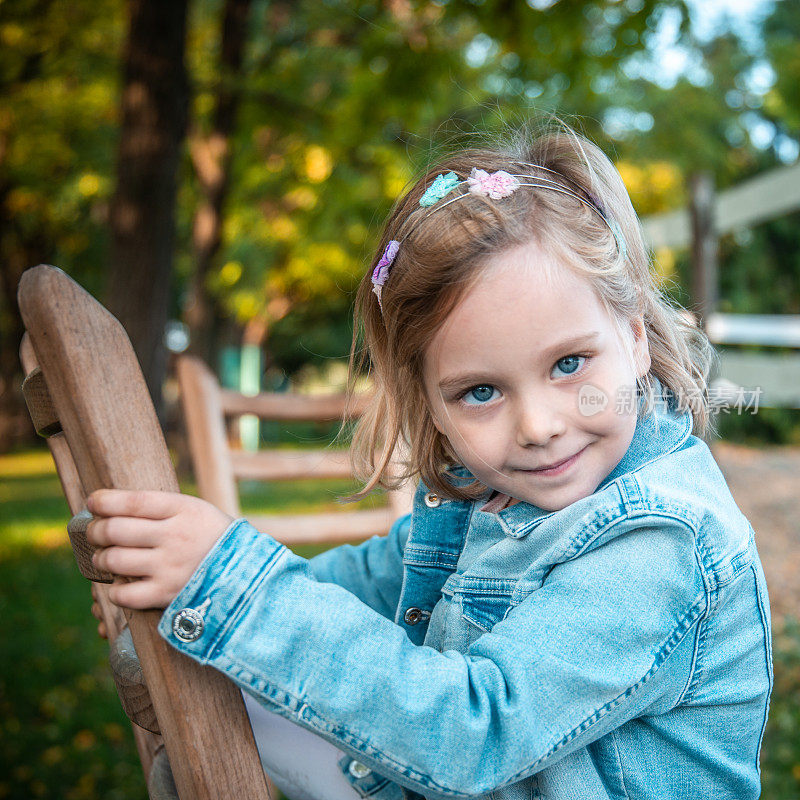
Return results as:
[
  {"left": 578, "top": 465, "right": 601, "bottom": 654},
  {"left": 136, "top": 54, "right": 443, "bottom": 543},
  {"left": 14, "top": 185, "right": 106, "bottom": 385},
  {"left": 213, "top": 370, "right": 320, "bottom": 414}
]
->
[
  {"left": 176, "top": 356, "right": 240, "bottom": 516},
  {"left": 18, "top": 266, "right": 271, "bottom": 800},
  {"left": 220, "top": 386, "right": 371, "bottom": 420},
  {"left": 248, "top": 508, "right": 396, "bottom": 545},
  {"left": 641, "top": 206, "right": 691, "bottom": 251},
  {"left": 230, "top": 448, "right": 352, "bottom": 481},
  {"left": 706, "top": 313, "right": 800, "bottom": 348},
  {"left": 641, "top": 162, "right": 800, "bottom": 250},
  {"left": 689, "top": 172, "right": 718, "bottom": 327},
  {"left": 179, "top": 354, "right": 414, "bottom": 549},
  {"left": 21, "top": 367, "right": 62, "bottom": 437},
  {"left": 714, "top": 350, "right": 800, "bottom": 409},
  {"left": 19, "top": 333, "right": 161, "bottom": 778},
  {"left": 717, "top": 161, "right": 800, "bottom": 233}
]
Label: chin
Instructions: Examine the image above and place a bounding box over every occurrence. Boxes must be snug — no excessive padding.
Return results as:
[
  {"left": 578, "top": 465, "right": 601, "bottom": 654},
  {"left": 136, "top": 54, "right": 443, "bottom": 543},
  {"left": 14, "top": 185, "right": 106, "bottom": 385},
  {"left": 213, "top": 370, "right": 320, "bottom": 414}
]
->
[{"left": 535, "top": 482, "right": 596, "bottom": 512}]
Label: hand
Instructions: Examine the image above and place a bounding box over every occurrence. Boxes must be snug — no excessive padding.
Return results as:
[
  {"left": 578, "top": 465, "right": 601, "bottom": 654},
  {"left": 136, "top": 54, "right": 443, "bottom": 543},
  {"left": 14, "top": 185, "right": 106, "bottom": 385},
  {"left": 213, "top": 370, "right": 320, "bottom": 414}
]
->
[{"left": 85, "top": 490, "right": 234, "bottom": 610}]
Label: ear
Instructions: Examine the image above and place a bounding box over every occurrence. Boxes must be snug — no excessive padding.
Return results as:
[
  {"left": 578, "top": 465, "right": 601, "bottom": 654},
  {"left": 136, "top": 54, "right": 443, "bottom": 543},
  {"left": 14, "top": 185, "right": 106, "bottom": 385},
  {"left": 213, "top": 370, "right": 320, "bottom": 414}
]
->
[{"left": 630, "top": 315, "right": 651, "bottom": 378}]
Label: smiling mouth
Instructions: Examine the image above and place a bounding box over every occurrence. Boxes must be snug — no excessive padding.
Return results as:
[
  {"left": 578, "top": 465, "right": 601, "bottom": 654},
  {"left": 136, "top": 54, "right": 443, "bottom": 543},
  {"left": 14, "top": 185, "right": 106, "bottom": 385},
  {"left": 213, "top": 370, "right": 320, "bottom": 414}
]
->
[{"left": 518, "top": 446, "right": 588, "bottom": 475}]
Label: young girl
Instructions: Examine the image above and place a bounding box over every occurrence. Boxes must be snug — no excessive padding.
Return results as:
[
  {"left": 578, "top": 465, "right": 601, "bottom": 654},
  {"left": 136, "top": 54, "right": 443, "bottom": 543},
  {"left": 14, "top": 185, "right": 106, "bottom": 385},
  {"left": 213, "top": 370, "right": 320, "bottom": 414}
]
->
[{"left": 86, "top": 126, "right": 773, "bottom": 800}]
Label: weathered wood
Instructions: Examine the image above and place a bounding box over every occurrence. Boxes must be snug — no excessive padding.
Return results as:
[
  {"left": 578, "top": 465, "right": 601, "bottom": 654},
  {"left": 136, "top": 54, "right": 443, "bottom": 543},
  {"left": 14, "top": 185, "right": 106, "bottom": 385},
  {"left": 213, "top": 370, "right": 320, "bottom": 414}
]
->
[
  {"left": 713, "top": 351, "right": 800, "bottom": 409},
  {"left": 18, "top": 266, "right": 271, "bottom": 800},
  {"left": 249, "top": 508, "right": 397, "bottom": 545},
  {"left": 148, "top": 745, "right": 179, "bottom": 800},
  {"left": 21, "top": 367, "right": 61, "bottom": 437},
  {"left": 220, "top": 386, "right": 370, "bottom": 421},
  {"left": 110, "top": 626, "right": 160, "bottom": 734},
  {"left": 19, "top": 332, "right": 161, "bottom": 778},
  {"left": 178, "top": 354, "right": 415, "bottom": 549},
  {"left": 689, "top": 172, "right": 718, "bottom": 329},
  {"left": 705, "top": 313, "right": 800, "bottom": 348},
  {"left": 176, "top": 354, "right": 240, "bottom": 516},
  {"left": 67, "top": 509, "right": 114, "bottom": 583},
  {"left": 230, "top": 448, "right": 352, "bottom": 481},
  {"left": 641, "top": 161, "right": 800, "bottom": 251}
]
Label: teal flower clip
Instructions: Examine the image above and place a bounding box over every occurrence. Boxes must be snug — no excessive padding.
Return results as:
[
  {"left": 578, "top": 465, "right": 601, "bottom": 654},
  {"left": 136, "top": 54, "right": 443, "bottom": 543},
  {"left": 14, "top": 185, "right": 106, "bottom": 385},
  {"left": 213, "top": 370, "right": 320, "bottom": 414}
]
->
[
  {"left": 419, "top": 172, "right": 461, "bottom": 207},
  {"left": 608, "top": 219, "right": 628, "bottom": 260}
]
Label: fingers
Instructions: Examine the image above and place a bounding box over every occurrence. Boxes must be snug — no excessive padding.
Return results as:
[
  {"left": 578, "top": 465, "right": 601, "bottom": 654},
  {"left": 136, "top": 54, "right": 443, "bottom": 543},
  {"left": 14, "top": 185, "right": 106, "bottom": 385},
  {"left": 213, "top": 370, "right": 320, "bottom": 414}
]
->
[
  {"left": 91, "top": 600, "right": 108, "bottom": 639},
  {"left": 86, "top": 516, "right": 162, "bottom": 549},
  {"left": 108, "top": 578, "right": 168, "bottom": 610},
  {"left": 87, "top": 489, "right": 184, "bottom": 521},
  {"left": 92, "top": 545, "right": 155, "bottom": 578}
]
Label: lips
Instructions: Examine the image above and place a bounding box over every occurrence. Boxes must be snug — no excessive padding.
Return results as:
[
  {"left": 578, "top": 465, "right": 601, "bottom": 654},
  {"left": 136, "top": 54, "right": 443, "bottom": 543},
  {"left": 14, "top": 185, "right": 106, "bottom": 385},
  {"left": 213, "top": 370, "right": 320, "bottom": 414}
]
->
[
  {"left": 526, "top": 445, "right": 588, "bottom": 472},
  {"left": 534, "top": 454, "right": 576, "bottom": 471}
]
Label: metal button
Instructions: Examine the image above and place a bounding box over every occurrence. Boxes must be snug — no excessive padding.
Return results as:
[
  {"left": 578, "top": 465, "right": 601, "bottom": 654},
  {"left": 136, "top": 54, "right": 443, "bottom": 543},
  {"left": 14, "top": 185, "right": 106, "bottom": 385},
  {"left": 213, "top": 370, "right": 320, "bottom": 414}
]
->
[
  {"left": 424, "top": 492, "right": 441, "bottom": 508},
  {"left": 172, "top": 608, "right": 205, "bottom": 642},
  {"left": 404, "top": 607, "right": 431, "bottom": 625},
  {"left": 348, "top": 760, "right": 372, "bottom": 779}
]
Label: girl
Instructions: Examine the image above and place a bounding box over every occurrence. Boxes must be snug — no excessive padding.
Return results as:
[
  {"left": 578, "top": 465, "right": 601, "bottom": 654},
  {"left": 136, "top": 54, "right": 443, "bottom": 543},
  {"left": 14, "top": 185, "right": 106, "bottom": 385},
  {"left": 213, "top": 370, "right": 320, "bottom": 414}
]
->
[{"left": 86, "top": 126, "right": 773, "bottom": 800}]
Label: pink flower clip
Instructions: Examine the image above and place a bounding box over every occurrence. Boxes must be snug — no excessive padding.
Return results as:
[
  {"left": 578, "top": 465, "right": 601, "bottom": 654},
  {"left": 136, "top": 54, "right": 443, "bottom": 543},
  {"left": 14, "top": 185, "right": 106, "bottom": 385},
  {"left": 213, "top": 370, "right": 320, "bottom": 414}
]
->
[
  {"left": 467, "top": 168, "right": 520, "bottom": 200},
  {"left": 371, "top": 240, "right": 400, "bottom": 308}
]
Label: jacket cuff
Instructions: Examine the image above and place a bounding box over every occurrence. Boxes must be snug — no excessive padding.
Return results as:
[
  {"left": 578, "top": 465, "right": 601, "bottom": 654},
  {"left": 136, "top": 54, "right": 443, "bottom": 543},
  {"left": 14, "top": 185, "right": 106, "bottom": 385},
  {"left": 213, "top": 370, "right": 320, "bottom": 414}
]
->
[{"left": 157, "top": 518, "right": 287, "bottom": 659}]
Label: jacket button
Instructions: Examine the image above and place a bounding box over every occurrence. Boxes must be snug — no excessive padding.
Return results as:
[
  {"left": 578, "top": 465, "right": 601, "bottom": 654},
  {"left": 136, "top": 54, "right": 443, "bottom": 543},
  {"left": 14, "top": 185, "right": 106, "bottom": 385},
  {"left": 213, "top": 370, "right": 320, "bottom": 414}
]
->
[
  {"left": 424, "top": 492, "right": 441, "bottom": 508},
  {"left": 348, "top": 759, "right": 372, "bottom": 778},
  {"left": 404, "top": 607, "right": 431, "bottom": 625},
  {"left": 172, "top": 608, "right": 204, "bottom": 642}
]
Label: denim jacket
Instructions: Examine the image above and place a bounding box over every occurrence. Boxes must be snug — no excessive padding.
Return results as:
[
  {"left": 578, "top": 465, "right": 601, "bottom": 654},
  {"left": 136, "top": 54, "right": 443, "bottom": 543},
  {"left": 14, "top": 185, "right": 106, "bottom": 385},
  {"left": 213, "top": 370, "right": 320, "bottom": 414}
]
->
[{"left": 159, "top": 393, "right": 773, "bottom": 800}]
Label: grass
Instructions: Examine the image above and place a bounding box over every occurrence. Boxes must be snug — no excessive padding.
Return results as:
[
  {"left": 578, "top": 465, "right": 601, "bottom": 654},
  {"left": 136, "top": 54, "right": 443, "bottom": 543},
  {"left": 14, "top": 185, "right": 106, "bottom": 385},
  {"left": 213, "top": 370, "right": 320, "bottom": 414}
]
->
[{"left": 1, "top": 447, "right": 798, "bottom": 799}]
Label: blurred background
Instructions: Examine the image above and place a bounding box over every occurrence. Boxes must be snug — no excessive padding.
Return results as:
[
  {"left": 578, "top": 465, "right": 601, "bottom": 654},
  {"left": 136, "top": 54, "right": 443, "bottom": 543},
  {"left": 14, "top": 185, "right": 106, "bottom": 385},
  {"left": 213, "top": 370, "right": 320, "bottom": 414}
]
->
[{"left": 1, "top": 0, "right": 799, "bottom": 797}]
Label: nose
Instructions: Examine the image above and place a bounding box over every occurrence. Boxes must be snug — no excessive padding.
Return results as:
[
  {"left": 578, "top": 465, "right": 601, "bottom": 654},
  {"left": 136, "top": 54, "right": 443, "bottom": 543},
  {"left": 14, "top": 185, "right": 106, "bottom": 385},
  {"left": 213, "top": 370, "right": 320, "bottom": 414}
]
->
[{"left": 514, "top": 394, "right": 567, "bottom": 447}]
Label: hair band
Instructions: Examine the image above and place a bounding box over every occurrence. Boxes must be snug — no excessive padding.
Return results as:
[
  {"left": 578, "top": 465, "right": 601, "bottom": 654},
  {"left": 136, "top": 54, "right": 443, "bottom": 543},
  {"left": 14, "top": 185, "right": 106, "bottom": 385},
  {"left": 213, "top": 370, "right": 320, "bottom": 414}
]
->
[{"left": 371, "top": 168, "right": 627, "bottom": 309}]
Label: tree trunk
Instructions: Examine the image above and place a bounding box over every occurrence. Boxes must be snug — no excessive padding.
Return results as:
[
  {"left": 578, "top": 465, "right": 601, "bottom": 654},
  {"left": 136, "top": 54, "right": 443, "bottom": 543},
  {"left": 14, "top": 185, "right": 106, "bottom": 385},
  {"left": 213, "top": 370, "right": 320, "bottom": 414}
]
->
[
  {"left": 107, "top": 0, "right": 190, "bottom": 421},
  {"left": 0, "top": 149, "right": 51, "bottom": 451},
  {"left": 0, "top": 250, "right": 38, "bottom": 451},
  {"left": 184, "top": 0, "right": 253, "bottom": 368}
]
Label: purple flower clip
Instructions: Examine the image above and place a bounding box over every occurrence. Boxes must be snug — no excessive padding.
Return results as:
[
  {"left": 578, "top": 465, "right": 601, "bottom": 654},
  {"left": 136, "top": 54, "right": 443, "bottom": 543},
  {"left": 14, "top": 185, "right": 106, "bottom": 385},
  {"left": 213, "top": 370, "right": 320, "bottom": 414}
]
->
[{"left": 371, "top": 240, "right": 400, "bottom": 308}]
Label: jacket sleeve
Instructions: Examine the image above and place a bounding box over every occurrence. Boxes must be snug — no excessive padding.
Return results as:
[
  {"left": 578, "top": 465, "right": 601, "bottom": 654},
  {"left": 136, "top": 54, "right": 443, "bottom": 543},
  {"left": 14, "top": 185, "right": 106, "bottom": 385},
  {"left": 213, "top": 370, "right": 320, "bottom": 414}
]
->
[
  {"left": 158, "top": 514, "right": 708, "bottom": 799},
  {"left": 305, "top": 512, "right": 412, "bottom": 621}
]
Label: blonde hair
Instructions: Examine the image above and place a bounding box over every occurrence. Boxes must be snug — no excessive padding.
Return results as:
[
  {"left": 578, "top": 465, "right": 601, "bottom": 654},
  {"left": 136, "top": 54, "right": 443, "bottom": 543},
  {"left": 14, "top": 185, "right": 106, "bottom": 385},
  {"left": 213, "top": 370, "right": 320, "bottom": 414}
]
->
[{"left": 345, "top": 123, "right": 718, "bottom": 502}]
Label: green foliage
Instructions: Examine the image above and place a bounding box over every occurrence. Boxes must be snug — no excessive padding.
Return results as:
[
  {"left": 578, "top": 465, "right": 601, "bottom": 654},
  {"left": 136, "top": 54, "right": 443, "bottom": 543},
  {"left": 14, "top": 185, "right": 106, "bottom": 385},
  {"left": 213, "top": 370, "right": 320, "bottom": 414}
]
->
[
  {"left": 2, "top": 0, "right": 799, "bottom": 442},
  {"left": 0, "top": 0, "right": 122, "bottom": 289}
]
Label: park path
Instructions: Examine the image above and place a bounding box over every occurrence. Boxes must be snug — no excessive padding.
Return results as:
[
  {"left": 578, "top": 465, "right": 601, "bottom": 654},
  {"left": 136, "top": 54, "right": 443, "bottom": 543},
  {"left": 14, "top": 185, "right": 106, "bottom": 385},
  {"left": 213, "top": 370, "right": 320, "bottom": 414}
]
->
[{"left": 710, "top": 441, "right": 800, "bottom": 625}]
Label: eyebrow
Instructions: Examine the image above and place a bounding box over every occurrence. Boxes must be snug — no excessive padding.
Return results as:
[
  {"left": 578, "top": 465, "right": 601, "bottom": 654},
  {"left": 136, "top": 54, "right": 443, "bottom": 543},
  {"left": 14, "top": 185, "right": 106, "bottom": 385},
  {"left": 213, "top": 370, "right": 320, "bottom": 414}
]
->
[{"left": 437, "top": 331, "right": 602, "bottom": 392}]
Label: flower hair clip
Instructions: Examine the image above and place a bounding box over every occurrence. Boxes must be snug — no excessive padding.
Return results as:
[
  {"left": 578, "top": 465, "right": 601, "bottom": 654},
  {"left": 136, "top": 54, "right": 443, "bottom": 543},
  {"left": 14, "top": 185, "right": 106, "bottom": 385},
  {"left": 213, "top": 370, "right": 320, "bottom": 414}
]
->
[
  {"left": 419, "top": 172, "right": 460, "bottom": 207},
  {"left": 369, "top": 165, "right": 626, "bottom": 314},
  {"left": 467, "top": 168, "right": 520, "bottom": 199},
  {"left": 371, "top": 239, "right": 400, "bottom": 308}
]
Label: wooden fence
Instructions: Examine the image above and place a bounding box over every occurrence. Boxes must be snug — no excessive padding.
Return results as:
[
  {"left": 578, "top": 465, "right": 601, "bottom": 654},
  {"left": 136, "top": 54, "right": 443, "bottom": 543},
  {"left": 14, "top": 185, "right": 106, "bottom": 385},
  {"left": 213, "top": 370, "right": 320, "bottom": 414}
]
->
[{"left": 640, "top": 163, "right": 800, "bottom": 410}]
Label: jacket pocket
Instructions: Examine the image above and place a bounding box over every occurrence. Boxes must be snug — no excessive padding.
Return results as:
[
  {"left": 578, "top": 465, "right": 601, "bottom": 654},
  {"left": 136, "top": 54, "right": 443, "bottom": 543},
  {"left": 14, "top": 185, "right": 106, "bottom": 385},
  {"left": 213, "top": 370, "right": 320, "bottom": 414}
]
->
[{"left": 458, "top": 590, "right": 515, "bottom": 633}]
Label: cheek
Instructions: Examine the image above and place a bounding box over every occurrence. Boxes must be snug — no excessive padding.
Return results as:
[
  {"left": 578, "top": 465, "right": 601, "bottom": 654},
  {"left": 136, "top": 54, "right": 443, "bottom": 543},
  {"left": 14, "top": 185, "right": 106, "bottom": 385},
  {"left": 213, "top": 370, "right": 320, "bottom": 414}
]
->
[
  {"left": 582, "top": 389, "right": 637, "bottom": 435},
  {"left": 443, "top": 417, "right": 501, "bottom": 459}
]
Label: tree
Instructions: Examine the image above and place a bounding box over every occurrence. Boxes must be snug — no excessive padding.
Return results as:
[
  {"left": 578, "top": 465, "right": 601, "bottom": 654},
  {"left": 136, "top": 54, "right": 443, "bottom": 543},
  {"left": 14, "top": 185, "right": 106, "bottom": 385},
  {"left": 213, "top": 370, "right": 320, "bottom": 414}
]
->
[
  {"left": 106, "top": 0, "right": 190, "bottom": 420},
  {"left": 0, "top": 0, "right": 122, "bottom": 450},
  {"left": 184, "top": 0, "right": 254, "bottom": 367}
]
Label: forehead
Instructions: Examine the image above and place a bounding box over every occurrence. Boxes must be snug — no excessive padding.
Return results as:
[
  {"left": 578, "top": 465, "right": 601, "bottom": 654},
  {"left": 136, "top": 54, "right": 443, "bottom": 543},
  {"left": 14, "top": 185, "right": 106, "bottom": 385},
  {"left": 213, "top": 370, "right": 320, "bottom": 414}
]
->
[{"left": 424, "top": 242, "right": 613, "bottom": 377}]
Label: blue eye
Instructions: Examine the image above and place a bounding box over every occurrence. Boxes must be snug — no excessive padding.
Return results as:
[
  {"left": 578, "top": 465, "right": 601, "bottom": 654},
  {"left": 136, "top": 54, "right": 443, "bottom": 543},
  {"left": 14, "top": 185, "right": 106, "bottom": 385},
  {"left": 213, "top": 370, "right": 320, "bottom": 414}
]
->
[
  {"left": 462, "top": 385, "right": 498, "bottom": 405},
  {"left": 552, "top": 355, "right": 586, "bottom": 377}
]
